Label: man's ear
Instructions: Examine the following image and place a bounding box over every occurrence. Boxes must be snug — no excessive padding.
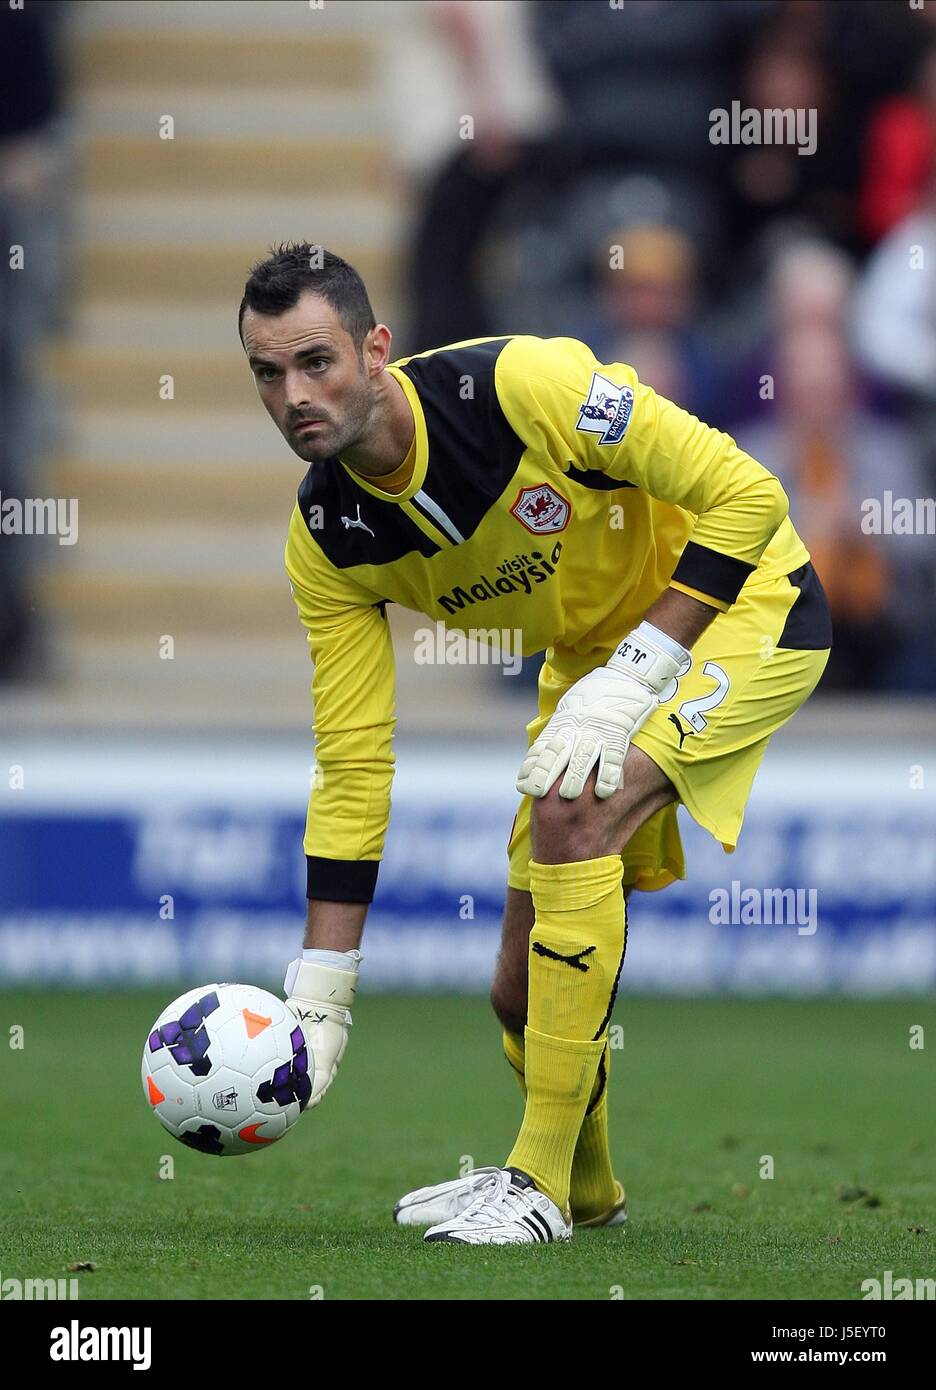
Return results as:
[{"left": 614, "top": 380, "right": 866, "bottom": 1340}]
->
[{"left": 365, "top": 323, "right": 393, "bottom": 376}]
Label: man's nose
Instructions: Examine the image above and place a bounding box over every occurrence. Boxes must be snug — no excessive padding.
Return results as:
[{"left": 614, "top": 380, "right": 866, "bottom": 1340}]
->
[{"left": 284, "top": 370, "right": 312, "bottom": 410}]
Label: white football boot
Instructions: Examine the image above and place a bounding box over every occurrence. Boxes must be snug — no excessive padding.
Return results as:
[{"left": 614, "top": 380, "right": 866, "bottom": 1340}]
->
[
  {"left": 423, "top": 1168, "right": 572, "bottom": 1245},
  {"left": 395, "top": 1171, "right": 628, "bottom": 1229},
  {"left": 394, "top": 1168, "right": 503, "bottom": 1228}
]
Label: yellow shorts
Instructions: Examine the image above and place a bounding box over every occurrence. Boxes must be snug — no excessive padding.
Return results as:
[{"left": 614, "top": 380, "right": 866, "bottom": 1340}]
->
[{"left": 507, "top": 562, "right": 831, "bottom": 894}]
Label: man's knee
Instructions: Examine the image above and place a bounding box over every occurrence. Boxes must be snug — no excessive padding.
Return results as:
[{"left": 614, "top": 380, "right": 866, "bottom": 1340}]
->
[
  {"left": 531, "top": 786, "right": 610, "bottom": 863},
  {"left": 531, "top": 745, "right": 676, "bottom": 865}
]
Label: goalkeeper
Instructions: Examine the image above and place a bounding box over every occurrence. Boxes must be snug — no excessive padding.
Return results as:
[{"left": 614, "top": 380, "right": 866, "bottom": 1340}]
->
[{"left": 239, "top": 245, "right": 831, "bottom": 1245}]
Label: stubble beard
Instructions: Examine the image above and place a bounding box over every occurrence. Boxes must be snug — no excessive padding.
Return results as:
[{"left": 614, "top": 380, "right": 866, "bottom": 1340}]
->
[{"left": 290, "top": 375, "right": 374, "bottom": 464}]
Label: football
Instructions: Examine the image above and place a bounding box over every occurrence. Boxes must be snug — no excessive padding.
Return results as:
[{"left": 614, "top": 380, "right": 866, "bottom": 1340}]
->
[{"left": 141, "top": 983, "right": 312, "bottom": 1155}]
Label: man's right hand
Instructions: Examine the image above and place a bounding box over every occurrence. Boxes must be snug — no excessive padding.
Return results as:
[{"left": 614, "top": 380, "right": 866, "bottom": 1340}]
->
[{"left": 284, "top": 955, "right": 360, "bottom": 1108}]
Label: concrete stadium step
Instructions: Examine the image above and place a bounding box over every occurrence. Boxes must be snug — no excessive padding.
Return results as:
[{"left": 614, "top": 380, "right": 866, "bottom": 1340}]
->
[
  {"left": 74, "top": 88, "right": 382, "bottom": 140},
  {"left": 69, "top": 303, "right": 272, "bottom": 353},
  {"left": 79, "top": 192, "right": 403, "bottom": 246},
  {"left": 45, "top": 347, "right": 329, "bottom": 411},
  {"left": 72, "top": 33, "right": 374, "bottom": 89},
  {"left": 61, "top": 633, "right": 313, "bottom": 697},
  {"left": 83, "top": 137, "right": 395, "bottom": 196},
  {"left": 75, "top": 0, "right": 379, "bottom": 33},
  {"left": 48, "top": 520, "right": 289, "bottom": 578},
  {"left": 68, "top": 298, "right": 404, "bottom": 353},
  {"left": 52, "top": 460, "right": 301, "bottom": 524},
  {"left": 69, "top": 410, "right": 303, "bottom": 463},
  {"left": 43, "top": 572, "right": 294, "bottom": 637},
  {"left": 75, "top": 243, "right": 401, "bottom": 307}
]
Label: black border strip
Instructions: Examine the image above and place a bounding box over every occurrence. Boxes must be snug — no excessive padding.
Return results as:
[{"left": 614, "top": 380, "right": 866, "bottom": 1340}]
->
[
  {"left": 672, "top": 540, "right": 756, "bottom": 605},
  {"left": 306, "top": 855, "right": 379, "bottom": 904}
]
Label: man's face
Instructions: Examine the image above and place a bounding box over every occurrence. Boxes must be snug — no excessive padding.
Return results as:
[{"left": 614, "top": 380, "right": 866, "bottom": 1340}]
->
[{"left": 242, "top": 291, "right": 375, "bottom": 462}]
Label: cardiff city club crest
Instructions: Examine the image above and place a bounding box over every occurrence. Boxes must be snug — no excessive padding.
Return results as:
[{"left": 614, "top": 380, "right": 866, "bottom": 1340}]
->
[
  {"left": 576, "top": 371, "right": 634, "bottom": 444},
  {"left": 510, "top": 483, "right": 571, "bottom": 535}
]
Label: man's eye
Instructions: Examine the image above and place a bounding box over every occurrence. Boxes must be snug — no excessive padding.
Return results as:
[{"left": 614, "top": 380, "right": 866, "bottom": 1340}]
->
[
  {"left": 256, "top": 368, "right": 278, "bottom": 382},
  {"left": 308, "top": 358, "right": 329, "bottom": 370}
]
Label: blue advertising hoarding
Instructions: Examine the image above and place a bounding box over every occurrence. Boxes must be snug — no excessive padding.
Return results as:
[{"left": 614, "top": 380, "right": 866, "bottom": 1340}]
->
[{"left": 0, "top": 739, "right": 933, "bottom": 992}]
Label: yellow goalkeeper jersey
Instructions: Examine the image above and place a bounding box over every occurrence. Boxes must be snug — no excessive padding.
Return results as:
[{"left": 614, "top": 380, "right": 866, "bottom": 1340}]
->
[{"left": 284, "top": 334, "right": 809, "bottom": 902}]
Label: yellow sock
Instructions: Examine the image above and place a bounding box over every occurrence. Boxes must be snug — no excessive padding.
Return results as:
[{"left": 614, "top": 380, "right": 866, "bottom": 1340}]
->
[
  {"left": 503, "top": 1027, "right": 526, "bottom": 1093},
  {"left": 505, "top": 856, "right": 625, "bottom": 1211},
  {"left": 503, "top": 1029, "right": 619, "bottom": 1222},
  {"left": 569, "top": 1042, "right": 619, "bottom": 1221}
]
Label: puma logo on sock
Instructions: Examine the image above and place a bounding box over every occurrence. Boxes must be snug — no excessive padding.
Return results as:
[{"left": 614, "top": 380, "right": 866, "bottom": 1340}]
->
[{"left": 532, "top": 942, "right": 596, "bottom": 972}]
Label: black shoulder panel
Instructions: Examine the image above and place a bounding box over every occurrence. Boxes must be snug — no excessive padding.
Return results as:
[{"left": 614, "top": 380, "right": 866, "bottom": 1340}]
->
[
  {"left": 397, "top": 338, "right": 527, "bottom": 540},
  {"left": 297, "top": 459, "right": 442, "bottom": 569}
]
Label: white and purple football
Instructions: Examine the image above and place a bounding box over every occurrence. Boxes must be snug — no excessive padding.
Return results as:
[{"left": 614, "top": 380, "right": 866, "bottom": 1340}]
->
[{"left": 141, "top": 983, "right": 311, "bottom": 1155}]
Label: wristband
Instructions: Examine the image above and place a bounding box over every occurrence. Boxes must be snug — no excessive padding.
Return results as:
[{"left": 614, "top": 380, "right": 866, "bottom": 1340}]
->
[{"left": 607, "top": 621, "right": 690, "bottom": 692}]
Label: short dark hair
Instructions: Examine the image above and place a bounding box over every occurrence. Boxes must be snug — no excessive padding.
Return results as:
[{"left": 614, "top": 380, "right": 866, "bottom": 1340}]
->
[{"left": 238, "top": 242, "right": 376, "bottom": 349}]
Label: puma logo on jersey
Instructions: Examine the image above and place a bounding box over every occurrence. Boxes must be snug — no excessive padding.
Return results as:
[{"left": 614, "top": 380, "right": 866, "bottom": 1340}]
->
[
  {"left": 341, "top": 505, "right": 375, "bottom": 537},
  {"left": 532, "top": 941, "right": 596, "bottom": 972}
]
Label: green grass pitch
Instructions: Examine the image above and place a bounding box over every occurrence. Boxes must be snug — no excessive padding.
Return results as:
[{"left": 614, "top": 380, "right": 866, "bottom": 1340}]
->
[{"left": 1, "top": 991, "right": 933, "bottom": 1300}]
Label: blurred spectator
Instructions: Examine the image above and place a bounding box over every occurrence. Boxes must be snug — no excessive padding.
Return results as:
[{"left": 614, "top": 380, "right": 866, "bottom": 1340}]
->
[
  {"left": 575, "top": 224, "right": 725, "bottom": 424},
  {"left": 853, "top": 194, "right": 936, "bottom": 391},
  {"left": 827, "top": 0, "right": 933, "bottom": 189},
  {"left": 852, "top": 189, "right": 936, "bottom": 471},
  {"left": 0, "top": 1, "right": 70, "bottom": 681},
  {"left": 529, "top": 0, "right": 764, "bottom": 171},
  {"left": 407, "top": 0, "right": 763, "bottom": 349},
  {"left": 735, "top": 317, "right": 934, "bottom": 693},
  {"left": 719, "top": 236, "right": 858, "bottom": 425},
  {"left": 770, "top": 237, "right": 853, "bottom": 330},
  {"left": 403, "top": 0, "right": 559, "bottom": 348},
  {"left": 724, "top": 35, "right": 856, "bottom": 254},
  {"left": 724, "top": 0, "right": 929, "bottom": 259},
  {"left": 858, "top": 38, "right": 936, "bottom": 245},
  {"left": 832, "top": 0, "right": 936, "bottom": 256}
]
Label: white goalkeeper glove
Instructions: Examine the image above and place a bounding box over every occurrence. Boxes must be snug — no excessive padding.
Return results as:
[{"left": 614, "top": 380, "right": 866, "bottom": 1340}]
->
[
  {"left": 516, "top": 621, "right": 691, "bottom": 800},
  {"left": 284, "top": 950, "right": 361, "bottom": 1108}
]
